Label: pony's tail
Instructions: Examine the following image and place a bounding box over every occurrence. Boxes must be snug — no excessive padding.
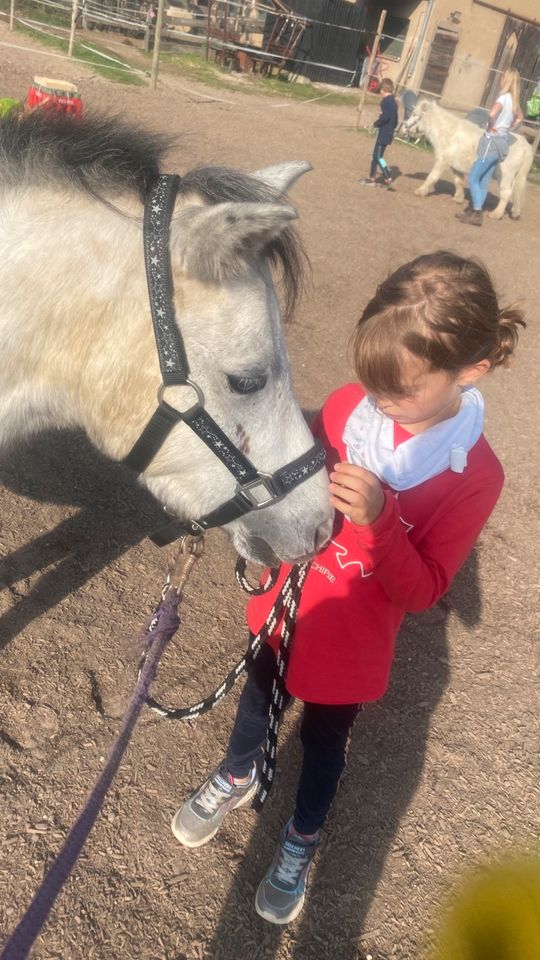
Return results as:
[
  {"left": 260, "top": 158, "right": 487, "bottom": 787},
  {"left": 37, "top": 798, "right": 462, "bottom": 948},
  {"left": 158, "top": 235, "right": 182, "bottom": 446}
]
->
[{"left": 510, "top": 143, "right": 534, "bottom": 219}]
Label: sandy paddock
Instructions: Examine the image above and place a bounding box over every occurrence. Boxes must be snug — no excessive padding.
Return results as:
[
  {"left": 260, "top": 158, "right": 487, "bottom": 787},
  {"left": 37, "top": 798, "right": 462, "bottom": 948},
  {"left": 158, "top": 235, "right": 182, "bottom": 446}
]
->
[{"left": 0, "top": 25, "right": 538, "bottom": 960}]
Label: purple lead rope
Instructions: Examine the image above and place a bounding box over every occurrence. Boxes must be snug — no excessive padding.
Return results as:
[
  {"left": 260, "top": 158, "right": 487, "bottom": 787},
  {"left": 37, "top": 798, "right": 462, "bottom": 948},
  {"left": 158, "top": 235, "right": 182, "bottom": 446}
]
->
[
  {"left": 0, "top": 590, "right": 181, "bottom": 960},
  {"left": 0, "top": 557, "right": 307, "bottom": 960}
]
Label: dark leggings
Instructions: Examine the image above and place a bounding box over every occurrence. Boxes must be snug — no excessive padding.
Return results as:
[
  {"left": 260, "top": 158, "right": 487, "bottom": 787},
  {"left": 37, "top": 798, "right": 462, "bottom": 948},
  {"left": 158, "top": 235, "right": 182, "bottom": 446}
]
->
[
  {"left": 370, "top": 139, "right": 388, "bottom": 179},
  {"left": 225, "top": 643, "right": 360, "bottom": 835}
]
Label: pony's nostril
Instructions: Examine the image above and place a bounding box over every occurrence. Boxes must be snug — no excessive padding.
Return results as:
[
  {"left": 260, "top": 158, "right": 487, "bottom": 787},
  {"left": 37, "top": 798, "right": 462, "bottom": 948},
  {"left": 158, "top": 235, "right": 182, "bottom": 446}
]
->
[{"left": 314, "top": 521, "right": 331, "bottom": 553}]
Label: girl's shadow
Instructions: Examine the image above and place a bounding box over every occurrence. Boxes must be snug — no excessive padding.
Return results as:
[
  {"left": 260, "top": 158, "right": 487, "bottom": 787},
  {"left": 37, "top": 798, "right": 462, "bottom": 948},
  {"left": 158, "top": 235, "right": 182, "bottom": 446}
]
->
[
  {"left": 0, "top": 429, "right": 164, "bottom": 651},
  {"left": 205, "top": 551, "right": 481, "bottom": 960}
]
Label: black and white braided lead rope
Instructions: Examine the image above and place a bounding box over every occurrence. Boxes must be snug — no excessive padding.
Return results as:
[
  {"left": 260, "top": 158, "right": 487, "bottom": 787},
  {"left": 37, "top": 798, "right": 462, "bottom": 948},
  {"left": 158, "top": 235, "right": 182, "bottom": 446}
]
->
[
  {"left": 142, "top": 568, "right": 283, "bottom": 720},
  {"left": 234, "top": 559, "right": 279, "bottom": 596},
  {"left": 140, "top": 559, "right": 309, "bottom": 808},
  {"left": 251, "top": 561, "right": 309, "bottom": 811}
]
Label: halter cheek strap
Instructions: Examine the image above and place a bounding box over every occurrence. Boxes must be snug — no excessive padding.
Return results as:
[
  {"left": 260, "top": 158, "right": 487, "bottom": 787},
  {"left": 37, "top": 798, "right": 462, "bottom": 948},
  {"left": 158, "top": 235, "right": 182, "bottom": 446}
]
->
[{"left": 122, "top": 174, "right": 326, "bottom": 544}]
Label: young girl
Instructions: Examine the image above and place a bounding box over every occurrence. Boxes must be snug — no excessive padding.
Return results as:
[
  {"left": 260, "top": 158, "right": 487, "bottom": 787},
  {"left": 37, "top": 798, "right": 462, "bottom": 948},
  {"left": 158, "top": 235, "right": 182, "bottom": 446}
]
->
[
  {"left": 172, "top": 251, "right": 525, "bottom": 925},
  {"left": 457, "top": 67, "right": 524, "bottom": 227}
]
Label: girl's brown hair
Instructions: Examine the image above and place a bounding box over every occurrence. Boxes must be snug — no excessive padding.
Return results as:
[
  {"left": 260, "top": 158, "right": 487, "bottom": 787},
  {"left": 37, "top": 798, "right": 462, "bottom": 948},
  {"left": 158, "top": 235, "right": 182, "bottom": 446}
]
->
[{"left": 352, "top": 251, "right": 525, "bottom": 397}]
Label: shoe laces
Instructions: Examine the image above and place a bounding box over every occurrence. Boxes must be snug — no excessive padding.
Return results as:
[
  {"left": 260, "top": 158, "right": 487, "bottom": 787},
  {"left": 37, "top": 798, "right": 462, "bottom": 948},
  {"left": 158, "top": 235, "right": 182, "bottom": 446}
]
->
[
  {"left": 195, "top": 775, "right": 231, "bottom": 815},
  {"left": 273, "top": 839, "right": 311, "bottom": 888}
]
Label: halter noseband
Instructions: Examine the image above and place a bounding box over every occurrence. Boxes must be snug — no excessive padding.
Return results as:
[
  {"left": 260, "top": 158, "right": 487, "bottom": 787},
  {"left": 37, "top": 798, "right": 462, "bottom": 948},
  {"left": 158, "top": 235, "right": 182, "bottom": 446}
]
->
[{"left": 122, "top": 175, "right": 326, "bottom": 546}]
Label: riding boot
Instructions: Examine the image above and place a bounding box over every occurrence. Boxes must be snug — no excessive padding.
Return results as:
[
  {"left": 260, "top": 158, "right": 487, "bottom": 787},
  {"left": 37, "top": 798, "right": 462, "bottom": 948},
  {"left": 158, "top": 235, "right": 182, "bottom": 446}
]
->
[{"left": 456, "top": 209, "right": 483, "bottom": 226}]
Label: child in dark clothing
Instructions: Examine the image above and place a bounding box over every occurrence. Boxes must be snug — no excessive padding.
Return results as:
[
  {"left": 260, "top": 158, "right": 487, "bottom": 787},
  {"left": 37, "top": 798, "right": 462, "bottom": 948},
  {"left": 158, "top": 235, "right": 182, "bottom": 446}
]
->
[{"left": 359, "top": 77, "right": 399, "bottom": 187}]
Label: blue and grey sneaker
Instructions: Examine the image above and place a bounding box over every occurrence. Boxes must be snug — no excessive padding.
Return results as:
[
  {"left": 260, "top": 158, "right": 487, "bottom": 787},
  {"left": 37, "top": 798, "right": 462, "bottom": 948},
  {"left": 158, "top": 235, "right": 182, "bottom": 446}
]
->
[
  {"left": 255, "top": 819, "right": 320, "bottom": 924},
  {"left": 171, "top": 762, "right": 258, "bottom": 848}
]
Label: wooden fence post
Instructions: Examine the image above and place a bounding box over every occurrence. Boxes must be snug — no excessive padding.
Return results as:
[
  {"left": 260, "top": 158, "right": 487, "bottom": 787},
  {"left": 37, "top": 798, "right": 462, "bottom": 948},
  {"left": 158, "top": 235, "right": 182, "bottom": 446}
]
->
[
  {"left": 205, "top": 0, "right": 213, "bottom": 63},
  {"left": 356, "top": 9, "right": 387, "bottom": 129},
  {"left": 9, "top": 0, "right": 15, "bottom": 31},
  {"left": 150, "top": 0, "right": 166, "bottom": 91},
  {"left": 68, "top": 0, "right": 78, "bottom": 56}
]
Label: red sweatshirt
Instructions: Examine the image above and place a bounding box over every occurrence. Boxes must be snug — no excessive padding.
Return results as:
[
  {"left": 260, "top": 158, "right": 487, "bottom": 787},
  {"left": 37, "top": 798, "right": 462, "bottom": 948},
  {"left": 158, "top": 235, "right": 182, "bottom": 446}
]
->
[{"left": 247, "top": 383, "right": 504, "bottom": 704}]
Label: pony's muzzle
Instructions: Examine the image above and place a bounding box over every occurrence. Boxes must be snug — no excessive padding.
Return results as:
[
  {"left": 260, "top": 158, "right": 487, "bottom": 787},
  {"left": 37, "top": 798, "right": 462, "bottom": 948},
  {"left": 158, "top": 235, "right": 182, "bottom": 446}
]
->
[{"left": 240, "top": 514, "right": 331, "bottom": 568}]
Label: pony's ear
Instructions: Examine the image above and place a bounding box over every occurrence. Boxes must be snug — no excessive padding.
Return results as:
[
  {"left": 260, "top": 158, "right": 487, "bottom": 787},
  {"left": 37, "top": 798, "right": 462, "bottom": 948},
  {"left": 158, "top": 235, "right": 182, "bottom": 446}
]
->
[
  {"left": 251, "top": 161, "right": 312, "bottom": 194},
  {"left": 417, "top": 99, "right": 430, "bottom": 113},
  {"left": 172, "top": 201, "right": 297, "bottom": 283}
]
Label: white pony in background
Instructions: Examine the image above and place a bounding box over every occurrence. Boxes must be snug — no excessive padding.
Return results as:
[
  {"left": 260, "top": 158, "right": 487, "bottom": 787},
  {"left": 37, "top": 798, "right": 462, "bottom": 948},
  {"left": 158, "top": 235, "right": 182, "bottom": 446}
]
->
[
  {"left": 402, "top": 99, "right": 534, "bottom": 219},
  {"left": 0, "top": 113, "right": 333, "bottom": 566}
]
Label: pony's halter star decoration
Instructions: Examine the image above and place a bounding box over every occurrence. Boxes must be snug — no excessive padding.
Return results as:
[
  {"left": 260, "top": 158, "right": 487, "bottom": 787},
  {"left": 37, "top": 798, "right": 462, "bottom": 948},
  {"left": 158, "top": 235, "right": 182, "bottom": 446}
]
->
[{"left": 122, "top": 175, "right": 326, "bottom": 544}]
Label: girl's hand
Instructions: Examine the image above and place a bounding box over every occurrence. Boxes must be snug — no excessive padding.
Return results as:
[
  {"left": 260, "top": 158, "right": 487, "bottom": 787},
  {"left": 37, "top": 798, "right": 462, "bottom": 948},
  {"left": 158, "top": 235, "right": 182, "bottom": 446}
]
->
[{"left": 329, "top": 462, "right": 385, "bottom": 526}]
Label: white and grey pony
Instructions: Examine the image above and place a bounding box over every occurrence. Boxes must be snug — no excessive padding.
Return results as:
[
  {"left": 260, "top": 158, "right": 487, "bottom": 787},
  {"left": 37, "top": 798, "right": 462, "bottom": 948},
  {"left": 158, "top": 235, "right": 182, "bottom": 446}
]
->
[
  {"left": 0, "top": 114, "right": 333, "bottom": 567},
  {"left": 401, "top": 99, "right": 534, "bottom": 219}
]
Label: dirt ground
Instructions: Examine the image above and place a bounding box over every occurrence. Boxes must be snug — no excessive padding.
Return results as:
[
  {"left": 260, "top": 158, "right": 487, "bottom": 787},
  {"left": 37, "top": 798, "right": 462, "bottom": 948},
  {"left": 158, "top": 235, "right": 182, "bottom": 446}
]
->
[{"left": 0, "top": 24, "right": 539, "bottom": 960}]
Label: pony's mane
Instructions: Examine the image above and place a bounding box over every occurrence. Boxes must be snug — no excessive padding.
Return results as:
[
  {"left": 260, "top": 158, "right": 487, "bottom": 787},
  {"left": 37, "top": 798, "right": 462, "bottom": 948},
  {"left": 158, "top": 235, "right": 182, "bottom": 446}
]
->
[
  {"left": 0, "top": 112, "right": 304, "bottom": 317},
  {"left": 0, "top": 112, "right": 167, "bottom": 197}
]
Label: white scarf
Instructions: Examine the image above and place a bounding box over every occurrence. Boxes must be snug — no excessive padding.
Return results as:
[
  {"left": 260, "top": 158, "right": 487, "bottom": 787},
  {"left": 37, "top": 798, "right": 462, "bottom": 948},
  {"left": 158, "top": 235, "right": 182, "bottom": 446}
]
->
[{"left": 342, "top": 388, "right": 484, "bottom": 491}]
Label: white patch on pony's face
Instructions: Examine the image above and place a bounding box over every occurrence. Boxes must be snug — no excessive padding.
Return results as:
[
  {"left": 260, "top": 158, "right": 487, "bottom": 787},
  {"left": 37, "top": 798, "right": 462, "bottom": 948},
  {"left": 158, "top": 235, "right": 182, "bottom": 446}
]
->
[{"left": 142, "top": 207, "right": 333, "bottom": 565}]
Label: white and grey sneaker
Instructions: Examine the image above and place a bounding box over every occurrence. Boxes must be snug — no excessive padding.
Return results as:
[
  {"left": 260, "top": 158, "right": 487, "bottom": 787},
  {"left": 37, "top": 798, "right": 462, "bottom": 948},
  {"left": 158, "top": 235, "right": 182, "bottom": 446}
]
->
[
  {"left": 255, "top": 819, "right": 320, "bottom": 924},
  {"left": 171, "top": 762, "right": 258, "bottom": 848}
]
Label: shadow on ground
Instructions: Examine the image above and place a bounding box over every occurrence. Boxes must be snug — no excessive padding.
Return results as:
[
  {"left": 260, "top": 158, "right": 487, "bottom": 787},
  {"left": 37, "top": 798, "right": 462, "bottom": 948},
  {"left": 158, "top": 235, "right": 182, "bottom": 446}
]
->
[
  {"left": 405, "top": 172, "right": 458, "bottom": 197},
  {"left": 404, "top": 171, "right": 505, "bottom": 212},
  {"left": 0, "top": 412, "right": 323, "bottom": 654},
  {"left": 0, "top": 429, "right": 164, "bottom": 651},
  {"left": 205, "top": 552, "right": 482, "bottom": 960}
]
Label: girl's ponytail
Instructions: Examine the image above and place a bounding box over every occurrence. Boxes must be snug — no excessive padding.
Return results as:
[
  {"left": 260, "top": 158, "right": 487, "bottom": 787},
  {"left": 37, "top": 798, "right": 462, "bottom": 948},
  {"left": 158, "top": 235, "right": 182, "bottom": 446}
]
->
[{"left": 491, "top": 303, "right": 526, "bottom": 368}]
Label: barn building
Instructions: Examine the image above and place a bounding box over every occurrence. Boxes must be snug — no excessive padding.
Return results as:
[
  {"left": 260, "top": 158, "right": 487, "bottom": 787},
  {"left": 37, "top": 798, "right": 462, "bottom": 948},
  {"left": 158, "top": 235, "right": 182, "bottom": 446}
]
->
[
  {"left": 373, "top": 0, "right": 539, "bottom": 111},
  {"left": 270, "top": 0, "right": 539, "bottom": 111}
]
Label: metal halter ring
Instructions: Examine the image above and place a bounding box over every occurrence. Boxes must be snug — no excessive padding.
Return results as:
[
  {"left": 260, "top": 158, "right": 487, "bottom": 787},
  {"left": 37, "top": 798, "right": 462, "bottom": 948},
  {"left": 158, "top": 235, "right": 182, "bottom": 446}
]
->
[{"left": 157, "top": 378, "right": 205, "bottom": 418}]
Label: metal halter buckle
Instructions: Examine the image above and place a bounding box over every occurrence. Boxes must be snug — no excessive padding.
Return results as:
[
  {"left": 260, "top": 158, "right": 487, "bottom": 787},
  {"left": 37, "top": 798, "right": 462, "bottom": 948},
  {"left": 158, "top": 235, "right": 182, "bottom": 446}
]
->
[{"left": 236, "top": 473, "right": 281, "bottom": 509}]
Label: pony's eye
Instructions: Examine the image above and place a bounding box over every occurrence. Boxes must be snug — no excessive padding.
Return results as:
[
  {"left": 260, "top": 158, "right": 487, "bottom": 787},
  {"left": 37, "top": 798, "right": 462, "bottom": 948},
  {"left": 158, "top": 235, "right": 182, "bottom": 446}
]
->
[{"left": 227, "top": 373, "right": 268, "bottom": 395}]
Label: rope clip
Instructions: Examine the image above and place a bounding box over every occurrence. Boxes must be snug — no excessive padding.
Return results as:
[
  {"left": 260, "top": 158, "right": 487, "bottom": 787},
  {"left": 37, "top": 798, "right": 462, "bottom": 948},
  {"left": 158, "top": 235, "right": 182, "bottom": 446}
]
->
[{"left": 165, "top": 533, "right": 205, "bottom": 595}]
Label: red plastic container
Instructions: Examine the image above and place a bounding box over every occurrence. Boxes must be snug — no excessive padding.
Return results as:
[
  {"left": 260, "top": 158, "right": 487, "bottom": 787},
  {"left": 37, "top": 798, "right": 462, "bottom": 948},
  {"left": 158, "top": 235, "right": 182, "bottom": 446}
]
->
[{"left": 27, "top": 76, "right": 83, "bottom": 118}]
